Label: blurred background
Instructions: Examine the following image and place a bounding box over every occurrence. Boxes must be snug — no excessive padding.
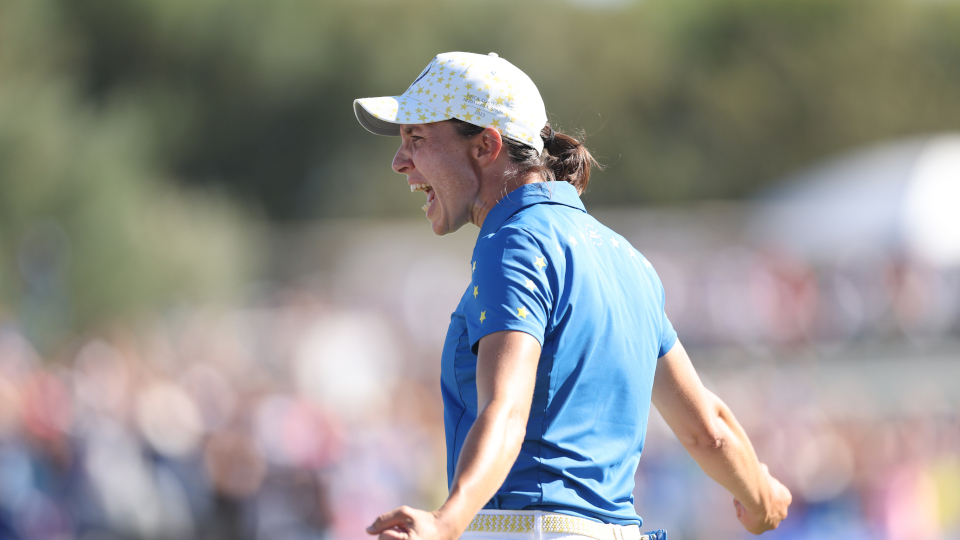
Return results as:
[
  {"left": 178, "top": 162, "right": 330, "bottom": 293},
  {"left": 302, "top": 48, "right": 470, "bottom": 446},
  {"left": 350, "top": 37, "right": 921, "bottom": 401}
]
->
[{"left": 1, "top": 0, "right": 959, "bottom": 539}]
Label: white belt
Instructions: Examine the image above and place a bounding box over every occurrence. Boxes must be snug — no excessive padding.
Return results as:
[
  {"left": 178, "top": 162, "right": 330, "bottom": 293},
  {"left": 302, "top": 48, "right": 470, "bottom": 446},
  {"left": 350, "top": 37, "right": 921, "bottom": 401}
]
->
[{"left": 464, "top": 510, "right": 656, "bottom": 540}]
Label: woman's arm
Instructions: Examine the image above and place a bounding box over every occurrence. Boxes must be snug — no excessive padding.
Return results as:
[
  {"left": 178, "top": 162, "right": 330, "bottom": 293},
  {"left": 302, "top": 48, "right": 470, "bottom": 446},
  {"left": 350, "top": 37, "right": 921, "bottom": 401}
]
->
[
  {"left": 651, "top": 340, "right": 791, "bottom": 534},
  {"left": 367, "top": 330, "right": 541, "bottom": 540}
]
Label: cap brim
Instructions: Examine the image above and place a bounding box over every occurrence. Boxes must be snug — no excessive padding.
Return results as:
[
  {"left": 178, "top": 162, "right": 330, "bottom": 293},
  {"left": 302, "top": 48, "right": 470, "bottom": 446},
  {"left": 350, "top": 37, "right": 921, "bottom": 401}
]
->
[
  {"left": 355, "top": 95, "right": 456, "bottom": 136},
  {"left": 354, "top": 96, "right": 403, "bottom": 136}
]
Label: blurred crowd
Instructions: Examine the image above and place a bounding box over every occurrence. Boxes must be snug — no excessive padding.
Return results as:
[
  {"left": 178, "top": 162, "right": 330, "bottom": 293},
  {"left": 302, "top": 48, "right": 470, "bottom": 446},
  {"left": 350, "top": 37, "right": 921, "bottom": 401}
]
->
[
  {"left": 651, "top": 248, "right": 960, "bottom": 351},
  {"left": 0, "top": 293, "right": 446, "bottom": 540},
  {"left": 1, "top": 218, "right": 959, "bottom": 540}
]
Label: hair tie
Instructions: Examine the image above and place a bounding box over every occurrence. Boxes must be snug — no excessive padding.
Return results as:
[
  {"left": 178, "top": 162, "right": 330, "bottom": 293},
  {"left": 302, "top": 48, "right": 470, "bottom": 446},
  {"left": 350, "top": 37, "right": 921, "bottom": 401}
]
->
[{"left": 545, "top": 127, "right": 556, "bottom": 146}]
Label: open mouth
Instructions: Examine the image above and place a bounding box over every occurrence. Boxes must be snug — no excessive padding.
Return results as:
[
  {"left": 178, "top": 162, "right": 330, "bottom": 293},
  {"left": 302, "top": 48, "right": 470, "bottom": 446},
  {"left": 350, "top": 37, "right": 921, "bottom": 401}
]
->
[{"left": 410, "top": 182, "right": 435, "bottom": 212}]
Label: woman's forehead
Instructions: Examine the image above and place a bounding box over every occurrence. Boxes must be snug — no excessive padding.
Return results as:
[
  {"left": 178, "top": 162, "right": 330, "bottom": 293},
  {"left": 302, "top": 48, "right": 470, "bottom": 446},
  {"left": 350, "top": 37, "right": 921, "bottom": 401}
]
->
[{"left": 401, "top": 122, "right": 455, "bottom": 137}]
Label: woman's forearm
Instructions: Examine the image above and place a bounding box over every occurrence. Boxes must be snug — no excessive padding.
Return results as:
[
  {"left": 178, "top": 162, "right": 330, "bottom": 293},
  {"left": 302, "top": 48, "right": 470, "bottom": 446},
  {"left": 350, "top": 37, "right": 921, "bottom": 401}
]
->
[
  {"left": 681, "top": 393, "right": 770, "bottom": 512},
  {"left": 436, "top": 398, "right": 529, "bottom": 536}
]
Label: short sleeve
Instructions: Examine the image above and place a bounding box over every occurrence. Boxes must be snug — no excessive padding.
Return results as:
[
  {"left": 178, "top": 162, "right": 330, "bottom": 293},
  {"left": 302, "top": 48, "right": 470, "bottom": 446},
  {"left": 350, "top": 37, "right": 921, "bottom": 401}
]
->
[
  {"left": 659, "top": 310, "right": 677, "bottom": 357},
  {"left": 465, "top": 228, "right": 554, "bottom": 352},
  {"left": 658, "top": 277, "right": 678, "bottom": 358}
]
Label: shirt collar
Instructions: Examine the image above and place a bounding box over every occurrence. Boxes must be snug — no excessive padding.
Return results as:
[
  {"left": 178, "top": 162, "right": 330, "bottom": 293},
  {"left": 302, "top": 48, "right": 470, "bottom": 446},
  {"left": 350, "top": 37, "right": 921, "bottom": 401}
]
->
[{"left": 478, "top": 181, "right": 586, "bottom": 236}]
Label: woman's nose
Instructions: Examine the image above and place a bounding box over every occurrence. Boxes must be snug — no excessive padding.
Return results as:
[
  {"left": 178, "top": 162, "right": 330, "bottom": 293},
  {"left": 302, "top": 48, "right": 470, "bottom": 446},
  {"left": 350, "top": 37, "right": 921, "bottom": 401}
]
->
[{"left": 392, "top": 145, "right": 412, "bottom": 174}]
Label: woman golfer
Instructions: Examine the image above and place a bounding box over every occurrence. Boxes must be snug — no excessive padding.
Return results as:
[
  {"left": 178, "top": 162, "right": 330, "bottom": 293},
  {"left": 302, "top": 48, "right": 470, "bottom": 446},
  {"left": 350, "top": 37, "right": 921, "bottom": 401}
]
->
[{"left": 354, "top": 52, "right": 791, "bottom": 540}]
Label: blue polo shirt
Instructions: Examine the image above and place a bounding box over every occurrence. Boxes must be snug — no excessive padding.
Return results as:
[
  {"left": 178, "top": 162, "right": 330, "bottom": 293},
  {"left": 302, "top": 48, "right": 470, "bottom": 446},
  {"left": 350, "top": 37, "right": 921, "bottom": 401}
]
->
[{"left": 440, "top": 181, "right": 677, "bottom": 526}]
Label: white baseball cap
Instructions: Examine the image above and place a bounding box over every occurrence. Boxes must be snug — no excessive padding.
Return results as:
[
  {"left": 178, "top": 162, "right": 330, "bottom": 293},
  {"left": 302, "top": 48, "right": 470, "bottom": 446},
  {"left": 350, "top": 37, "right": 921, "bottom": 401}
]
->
[{"left": 354, "top": 52, "right": 548, "bottom": 152}]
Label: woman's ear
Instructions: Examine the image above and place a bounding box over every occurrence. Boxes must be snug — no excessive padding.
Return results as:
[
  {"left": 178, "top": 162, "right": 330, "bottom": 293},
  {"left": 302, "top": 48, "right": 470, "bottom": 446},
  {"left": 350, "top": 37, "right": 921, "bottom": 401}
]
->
[{"left": 474, "top": 126, "right": 504, "bottom": 165}]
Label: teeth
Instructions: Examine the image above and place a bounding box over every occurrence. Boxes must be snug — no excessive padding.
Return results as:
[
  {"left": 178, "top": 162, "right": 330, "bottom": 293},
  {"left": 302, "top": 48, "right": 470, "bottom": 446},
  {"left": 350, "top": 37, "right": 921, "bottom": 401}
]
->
[{"left": 410, "top": 183, "right": 431, "bottom": 192}]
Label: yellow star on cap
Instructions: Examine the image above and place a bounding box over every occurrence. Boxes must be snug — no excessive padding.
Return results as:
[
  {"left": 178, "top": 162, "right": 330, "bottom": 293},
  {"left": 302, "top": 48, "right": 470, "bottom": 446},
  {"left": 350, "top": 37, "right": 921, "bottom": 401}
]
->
[
  {"left": 534, "top": 256, "right": 547, "bottom": 270},
  {"left": 473, "top": 285, "right": 479, "bottom": 299},
  {"left": 479, "top": 310, "right": 486, "bottom": 324},
  {"left": 516, "top": 307, "right": 529, "bottom": 319},
  {"left": 472, "top": 261, "right": 476, "bottom": 273},
  {"left": 491, "top": 119, "right": 501, "bottom": 128},
  {"left": 442, "top": 94, "right": 453, "bottom": 103},
  {"left": 463, "top": 113, "right": 474, "bottom": 121}
]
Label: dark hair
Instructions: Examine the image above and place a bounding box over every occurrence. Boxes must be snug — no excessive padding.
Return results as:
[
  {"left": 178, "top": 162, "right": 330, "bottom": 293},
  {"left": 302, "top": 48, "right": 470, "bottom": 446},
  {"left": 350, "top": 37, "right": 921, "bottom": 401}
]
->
[{"left": 449, "top": 119, "right": 601, "bottom": 194}]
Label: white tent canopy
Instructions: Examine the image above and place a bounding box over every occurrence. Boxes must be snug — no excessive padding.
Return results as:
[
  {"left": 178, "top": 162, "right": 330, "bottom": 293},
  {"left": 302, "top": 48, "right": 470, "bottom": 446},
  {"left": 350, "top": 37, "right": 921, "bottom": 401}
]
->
[{"left": 748, "top": 133, "right": 960, "bottom": 267}]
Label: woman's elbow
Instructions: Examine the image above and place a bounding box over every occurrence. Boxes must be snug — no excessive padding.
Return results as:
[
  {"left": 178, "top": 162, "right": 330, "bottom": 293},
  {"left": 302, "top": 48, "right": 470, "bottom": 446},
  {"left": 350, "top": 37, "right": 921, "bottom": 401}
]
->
[{"left": 679, "top": 416, "right": 728, "bottom": 452}]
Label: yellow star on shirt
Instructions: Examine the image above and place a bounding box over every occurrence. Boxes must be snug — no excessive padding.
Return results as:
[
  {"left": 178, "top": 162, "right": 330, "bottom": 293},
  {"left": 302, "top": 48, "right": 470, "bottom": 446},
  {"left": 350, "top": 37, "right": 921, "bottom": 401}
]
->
[
  {"left": 473, "top": 285, "right": 479, "bottom": 299},
  {"left": 516, "top": 307, "right": 529, "bottom": 319},
  {"left": 534, "top": 256, "right": 547, "bottom": 270},
  {"left": 524, "top": 279, "right": 536, "bottom": 291},
  {"left": 479, "top": 311, "right": 486, "bottom": 324}
]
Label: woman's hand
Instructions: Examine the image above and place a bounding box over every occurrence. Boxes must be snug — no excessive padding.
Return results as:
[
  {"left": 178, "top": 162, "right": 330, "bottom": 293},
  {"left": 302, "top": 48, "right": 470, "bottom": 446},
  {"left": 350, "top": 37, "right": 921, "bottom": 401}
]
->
[
  {"left": 366, "top": 506, "right": 459, "bottom": 540},
  {"left": 733, "top": 464, "right": 792, "bottom": 534}
]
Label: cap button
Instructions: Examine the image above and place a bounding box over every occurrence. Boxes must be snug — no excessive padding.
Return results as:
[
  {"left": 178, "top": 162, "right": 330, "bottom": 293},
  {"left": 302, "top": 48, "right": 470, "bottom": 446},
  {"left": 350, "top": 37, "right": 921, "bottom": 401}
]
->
[{"left": 488, "top": 52, "right": 499, "bottom": 58}]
